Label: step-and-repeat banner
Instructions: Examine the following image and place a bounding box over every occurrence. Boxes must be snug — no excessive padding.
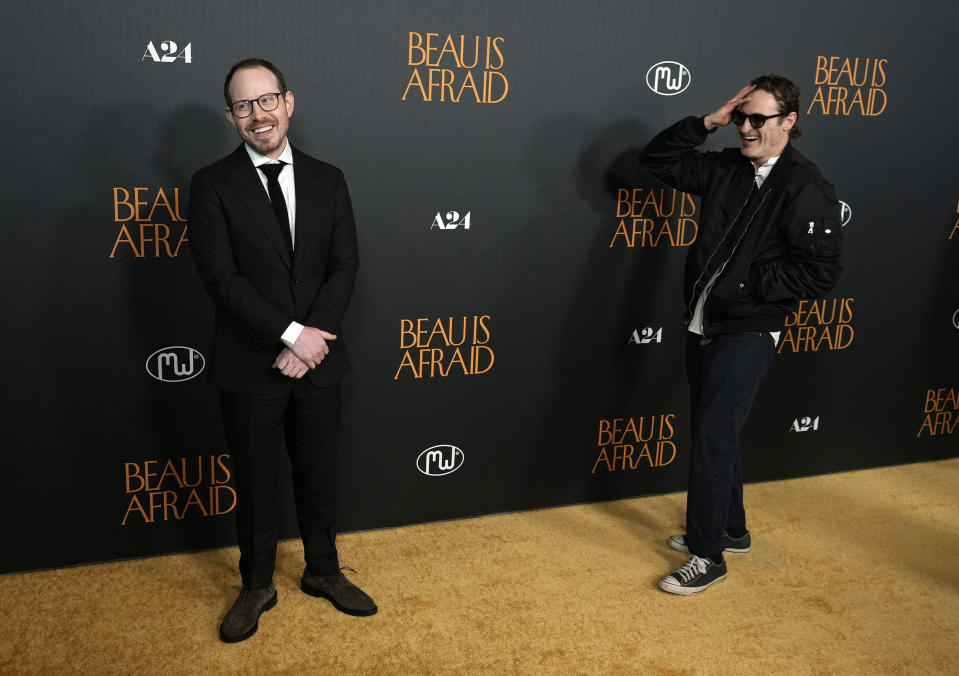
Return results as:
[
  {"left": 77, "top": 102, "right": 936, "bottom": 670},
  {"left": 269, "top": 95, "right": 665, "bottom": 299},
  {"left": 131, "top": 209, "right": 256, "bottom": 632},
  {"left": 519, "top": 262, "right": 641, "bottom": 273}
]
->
[{"left": 2, "top": 1, "right": 957, "bottom": 574}]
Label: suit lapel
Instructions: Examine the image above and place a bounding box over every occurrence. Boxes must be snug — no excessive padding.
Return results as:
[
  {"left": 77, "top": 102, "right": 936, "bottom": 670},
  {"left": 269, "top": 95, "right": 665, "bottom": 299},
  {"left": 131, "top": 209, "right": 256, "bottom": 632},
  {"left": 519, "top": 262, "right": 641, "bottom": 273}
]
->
[
  {"left": 223, "top": 144, "right": 292, "bottom": 270},
  {"left": 291, "top": 145, "right": 320, "bottom": 274}
]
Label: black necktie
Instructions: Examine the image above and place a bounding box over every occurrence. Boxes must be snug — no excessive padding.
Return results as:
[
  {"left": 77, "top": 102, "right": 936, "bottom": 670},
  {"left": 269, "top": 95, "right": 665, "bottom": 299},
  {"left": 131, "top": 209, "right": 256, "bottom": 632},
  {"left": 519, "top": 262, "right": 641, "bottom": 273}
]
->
[{"left": 259, "top": 162, "right": 293, "bottom": 256}]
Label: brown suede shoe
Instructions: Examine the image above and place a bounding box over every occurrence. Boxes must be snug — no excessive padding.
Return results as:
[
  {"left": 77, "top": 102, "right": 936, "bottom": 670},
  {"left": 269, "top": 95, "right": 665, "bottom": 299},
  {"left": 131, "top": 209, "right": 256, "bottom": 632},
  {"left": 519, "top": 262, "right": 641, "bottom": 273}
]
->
[
  {"left": 219, "top": 582, "right": 277, "bottom": 643},
  {"left": 300, "top": 568, "right": 377, "bottom": 616}
]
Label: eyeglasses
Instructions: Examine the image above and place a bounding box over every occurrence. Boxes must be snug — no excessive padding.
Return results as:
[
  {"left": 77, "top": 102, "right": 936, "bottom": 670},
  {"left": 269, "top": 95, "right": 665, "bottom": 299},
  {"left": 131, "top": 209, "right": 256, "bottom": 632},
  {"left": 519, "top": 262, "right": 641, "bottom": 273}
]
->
[
  {"left": 731, "top": 109, "right": 787, "bottom": 128},
  {"left": 229, "top": 92, "right": 284, "bottom": 118}
]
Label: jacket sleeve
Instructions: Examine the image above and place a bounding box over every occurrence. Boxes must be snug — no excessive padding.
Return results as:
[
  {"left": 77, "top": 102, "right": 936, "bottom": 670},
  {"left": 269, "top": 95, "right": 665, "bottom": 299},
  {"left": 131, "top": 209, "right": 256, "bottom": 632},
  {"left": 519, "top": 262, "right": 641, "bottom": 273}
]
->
[
  {"left": 750, "top": 180, "right": 843, "bottom": 302},
  {"left": 638, "top": 116, "right": 718, "bottom": 196},
  {"left": 188, "top": 170, "right": 291, "bottom": 349},
  {"left": 302, "top": 169, "right": 360, "bottom": 332}
]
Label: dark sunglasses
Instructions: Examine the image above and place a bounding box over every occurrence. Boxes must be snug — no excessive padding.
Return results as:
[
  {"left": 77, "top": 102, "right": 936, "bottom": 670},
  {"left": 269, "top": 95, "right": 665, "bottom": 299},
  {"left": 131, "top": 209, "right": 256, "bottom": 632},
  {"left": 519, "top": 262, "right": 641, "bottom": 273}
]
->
[{"left": 731, "top": 109, "right": 787, "bottom": 128}]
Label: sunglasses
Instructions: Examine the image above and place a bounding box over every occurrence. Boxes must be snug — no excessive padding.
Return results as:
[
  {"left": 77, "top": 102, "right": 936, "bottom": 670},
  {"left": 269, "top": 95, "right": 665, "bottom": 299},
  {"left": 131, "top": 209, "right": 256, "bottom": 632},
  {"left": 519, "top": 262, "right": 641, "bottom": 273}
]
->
[{"left": 731, "top": 109, "right": 787, "bottom": 128}]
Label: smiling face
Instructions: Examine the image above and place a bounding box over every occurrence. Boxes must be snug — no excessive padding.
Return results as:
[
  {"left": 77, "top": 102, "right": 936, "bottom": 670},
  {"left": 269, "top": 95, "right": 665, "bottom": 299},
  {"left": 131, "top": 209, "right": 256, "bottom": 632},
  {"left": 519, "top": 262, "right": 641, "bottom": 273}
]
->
[
  {"left": 224, "top": 65, "right": 294, "bottom": 158},
  {"left": 736, "top": 89, "right": 795, "bottom": 168}
]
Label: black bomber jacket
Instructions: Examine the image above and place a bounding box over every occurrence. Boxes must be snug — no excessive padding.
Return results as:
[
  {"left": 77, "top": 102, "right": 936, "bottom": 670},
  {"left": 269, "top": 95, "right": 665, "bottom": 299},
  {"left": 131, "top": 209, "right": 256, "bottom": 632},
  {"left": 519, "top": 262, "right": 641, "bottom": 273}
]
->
[{"left": 639, "top": 116, "right": 843, "bottom": 337}]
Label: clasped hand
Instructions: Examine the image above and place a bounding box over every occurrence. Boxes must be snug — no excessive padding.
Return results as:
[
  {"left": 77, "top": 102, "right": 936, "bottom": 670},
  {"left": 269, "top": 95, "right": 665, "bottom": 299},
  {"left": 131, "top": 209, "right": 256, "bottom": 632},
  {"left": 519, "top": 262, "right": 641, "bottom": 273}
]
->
[{"left": 271, "top": 327, "right": 337, "bottom": 379}]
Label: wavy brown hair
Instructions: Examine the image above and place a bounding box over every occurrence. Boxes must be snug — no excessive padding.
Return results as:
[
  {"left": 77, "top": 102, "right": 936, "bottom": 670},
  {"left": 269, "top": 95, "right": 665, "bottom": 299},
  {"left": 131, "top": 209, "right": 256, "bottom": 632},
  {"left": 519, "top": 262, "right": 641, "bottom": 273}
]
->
[{"left": 751, "top": 73, "right": 802, "bottom": 138}]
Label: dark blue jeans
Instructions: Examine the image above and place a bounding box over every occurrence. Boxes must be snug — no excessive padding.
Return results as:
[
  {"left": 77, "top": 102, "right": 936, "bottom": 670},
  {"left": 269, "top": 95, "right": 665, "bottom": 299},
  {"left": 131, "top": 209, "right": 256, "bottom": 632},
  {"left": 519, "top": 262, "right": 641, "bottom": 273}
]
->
[{"left": 685, "top": 331, "right": 775, "bottom": 558}]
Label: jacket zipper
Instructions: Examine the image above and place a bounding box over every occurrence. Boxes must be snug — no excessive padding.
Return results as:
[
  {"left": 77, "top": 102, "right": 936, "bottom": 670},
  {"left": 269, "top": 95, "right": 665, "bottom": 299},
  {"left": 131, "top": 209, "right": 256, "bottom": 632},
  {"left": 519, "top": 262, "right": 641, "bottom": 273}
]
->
[
  {"left": 699, "top": 187, "right": 772, "bottom": 335},
  {"left": 686, "top": 182, "right": 756, "bottom": 321}
]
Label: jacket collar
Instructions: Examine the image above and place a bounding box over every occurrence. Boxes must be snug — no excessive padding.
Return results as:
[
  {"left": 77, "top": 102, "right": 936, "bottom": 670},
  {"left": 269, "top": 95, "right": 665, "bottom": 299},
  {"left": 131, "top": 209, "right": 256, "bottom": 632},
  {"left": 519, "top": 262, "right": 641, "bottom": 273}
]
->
[
  {"left": 223, "top": 143, "right": 292, "bottom": 270},
  {"left": 288, "top": 145, "right": 320, "bottom": 273},
  {"left": 749, "top": 141, "right": 794, "bottom": 194}
]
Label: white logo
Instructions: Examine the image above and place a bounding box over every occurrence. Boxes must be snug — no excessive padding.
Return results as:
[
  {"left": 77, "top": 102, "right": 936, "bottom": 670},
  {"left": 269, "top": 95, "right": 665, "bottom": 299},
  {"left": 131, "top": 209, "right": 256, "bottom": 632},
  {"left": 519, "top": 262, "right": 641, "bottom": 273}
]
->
[
  {"left": 146, "top": 346, "right": 205, "bottom": 382},
  {"left": 416, "top": 444, "right": 465, "bottom": 476},
  {"left": 952, "top": 308, "right": 959, "bottom": 330},
  {"left": 431, "top": 211, "right": 471, "bottom": 230},
  {"left": 628, "top": 327, "right": 663, "bottom": 344},
  {"left": 142, "top": 41, "right": 192, "bottom": 64},
  {"left": 839, "top": 201, "right": 852, "bottom": 227},
  {"left": 789, "top": 416, "right": 820, "bottom": 433},
  {"left": 646, "top": 62, "right": 691, "bottom": 96}
]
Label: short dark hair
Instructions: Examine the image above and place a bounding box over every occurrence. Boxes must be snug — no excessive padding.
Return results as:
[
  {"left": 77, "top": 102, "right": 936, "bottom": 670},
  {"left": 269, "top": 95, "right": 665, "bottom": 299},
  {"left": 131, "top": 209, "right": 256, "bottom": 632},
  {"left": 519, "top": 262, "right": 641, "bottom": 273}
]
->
[
  {"left": 750, "top": 73, "right": 802, "bottom": 139},
  {"left": 223, "top": 58, "right": 288, "bottom": 107}
]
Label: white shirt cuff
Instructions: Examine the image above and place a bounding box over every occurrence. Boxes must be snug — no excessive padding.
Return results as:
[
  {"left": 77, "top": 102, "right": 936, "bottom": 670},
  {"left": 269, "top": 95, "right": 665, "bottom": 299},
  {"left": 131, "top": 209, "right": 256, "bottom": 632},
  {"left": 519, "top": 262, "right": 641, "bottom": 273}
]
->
[{"left": 281, "top": 321, "right": 304, "bottom": 349}]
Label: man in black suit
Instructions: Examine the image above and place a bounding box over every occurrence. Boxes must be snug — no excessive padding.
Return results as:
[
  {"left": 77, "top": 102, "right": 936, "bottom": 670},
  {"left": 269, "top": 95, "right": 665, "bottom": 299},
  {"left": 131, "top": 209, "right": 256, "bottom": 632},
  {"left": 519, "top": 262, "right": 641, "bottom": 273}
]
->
[{"left": 189, "top": 58, "right": 375, "bottom": 643}]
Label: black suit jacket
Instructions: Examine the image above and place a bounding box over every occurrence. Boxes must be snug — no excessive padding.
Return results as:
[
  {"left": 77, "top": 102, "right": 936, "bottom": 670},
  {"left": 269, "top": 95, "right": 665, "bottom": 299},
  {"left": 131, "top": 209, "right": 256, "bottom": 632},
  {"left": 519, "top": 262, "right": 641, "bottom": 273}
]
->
[{"left": 188, "top": 143, "right": 359, "bottom": 393}]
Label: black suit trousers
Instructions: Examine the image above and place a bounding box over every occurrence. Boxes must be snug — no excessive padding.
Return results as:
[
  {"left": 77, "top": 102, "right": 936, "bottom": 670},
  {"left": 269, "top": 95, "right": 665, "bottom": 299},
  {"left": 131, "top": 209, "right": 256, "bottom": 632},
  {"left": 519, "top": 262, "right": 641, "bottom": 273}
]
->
[{"left": 221, "top": 379, "right": 342, "bottom": 588}]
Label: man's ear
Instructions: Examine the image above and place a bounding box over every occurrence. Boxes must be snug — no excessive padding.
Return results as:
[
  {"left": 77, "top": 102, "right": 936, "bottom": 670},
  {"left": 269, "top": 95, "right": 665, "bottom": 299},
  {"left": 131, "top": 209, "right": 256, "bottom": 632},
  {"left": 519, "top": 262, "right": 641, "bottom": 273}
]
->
[{"left": 782, "top": 111, "right": 798, "bottom": 133}]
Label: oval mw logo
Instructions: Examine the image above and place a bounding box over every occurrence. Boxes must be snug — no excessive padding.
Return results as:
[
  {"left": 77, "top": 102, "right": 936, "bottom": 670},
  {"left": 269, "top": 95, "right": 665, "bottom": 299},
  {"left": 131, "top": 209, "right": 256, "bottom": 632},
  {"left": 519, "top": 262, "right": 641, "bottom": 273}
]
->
[
  {"left": 952, "top": 308, "right": 959, "bottom": 330},
  {"left": 146, "top": 346, "right": 205, "bottom": 383},
  {"left": 646, "top": 61, "right": 691, "bottom": 96},
  {"left": 839, "top": 201, "right": 852, "bottom": 227},
  {"left": 416, "top": 444, "right": 465, "bottom": 477}
]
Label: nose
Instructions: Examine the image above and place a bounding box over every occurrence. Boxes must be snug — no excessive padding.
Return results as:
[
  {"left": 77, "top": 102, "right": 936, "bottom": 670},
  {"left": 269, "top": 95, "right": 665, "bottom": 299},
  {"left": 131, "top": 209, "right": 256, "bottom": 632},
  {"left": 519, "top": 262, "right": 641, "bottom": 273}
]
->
[{"left": 250, "top": 106, "right": 274, "bottom": 121}]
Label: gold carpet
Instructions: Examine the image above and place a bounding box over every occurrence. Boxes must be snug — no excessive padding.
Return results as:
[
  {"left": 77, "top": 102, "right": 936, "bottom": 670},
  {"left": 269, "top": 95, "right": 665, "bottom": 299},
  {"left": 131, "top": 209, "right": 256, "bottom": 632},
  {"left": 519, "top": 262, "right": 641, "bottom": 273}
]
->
[{"left": 2, "top": 459, "right": 957, "bottom": 674}]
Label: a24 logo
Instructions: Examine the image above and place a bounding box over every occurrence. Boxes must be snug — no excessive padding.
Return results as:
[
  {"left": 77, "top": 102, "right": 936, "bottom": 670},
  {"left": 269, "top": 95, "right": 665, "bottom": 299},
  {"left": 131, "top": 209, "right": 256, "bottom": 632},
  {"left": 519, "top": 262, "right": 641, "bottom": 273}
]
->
[
  {"left": 431, "top": 211, "right": 471, "bottom": 230},
  {"left": 143, "top": 41, "right": 192, "bottom": 64},
  {"left": 789, "top": 416, "right": 820, "bottom": 433},
  {"left": 628, "top": 327, "right": 663, "bottom": 344}
]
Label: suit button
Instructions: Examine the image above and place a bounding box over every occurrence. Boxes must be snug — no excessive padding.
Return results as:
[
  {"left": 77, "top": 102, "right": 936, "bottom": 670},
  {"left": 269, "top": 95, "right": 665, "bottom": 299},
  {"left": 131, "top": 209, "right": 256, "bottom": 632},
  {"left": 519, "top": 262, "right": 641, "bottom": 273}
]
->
[
  {"left": 292, "top": 278, "right": 299, "bottom": 285},
  {"left": 738, "top": 282, "right": 744, "bottom": 289}
]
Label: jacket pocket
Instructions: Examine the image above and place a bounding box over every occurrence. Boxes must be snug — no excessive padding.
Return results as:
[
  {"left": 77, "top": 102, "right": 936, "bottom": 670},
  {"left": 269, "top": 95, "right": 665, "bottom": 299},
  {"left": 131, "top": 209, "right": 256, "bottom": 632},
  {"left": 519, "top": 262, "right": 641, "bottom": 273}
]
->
[
  {"left": 707, "top": 274, "right": 758, "bottom": 320},
  {"left": 802, "top": 217, "right": 841, "bottom": 255}
]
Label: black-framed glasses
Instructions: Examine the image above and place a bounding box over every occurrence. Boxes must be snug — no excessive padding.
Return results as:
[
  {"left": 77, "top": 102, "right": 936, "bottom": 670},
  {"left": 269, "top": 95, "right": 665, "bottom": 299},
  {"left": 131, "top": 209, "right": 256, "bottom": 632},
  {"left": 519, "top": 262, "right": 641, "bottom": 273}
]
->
[
  {"left": 230, "top": 92, "right": 284, "bottom": 118},
  {"left": 731, "top": 109, "right": 787, "bottom": 128}
]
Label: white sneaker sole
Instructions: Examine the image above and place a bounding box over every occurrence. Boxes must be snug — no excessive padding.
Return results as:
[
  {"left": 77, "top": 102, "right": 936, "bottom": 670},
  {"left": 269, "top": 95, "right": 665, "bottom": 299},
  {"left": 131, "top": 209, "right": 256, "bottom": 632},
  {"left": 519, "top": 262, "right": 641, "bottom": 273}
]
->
[
  {"left": 667, "top": 535, "right": 751, "bottom": 554},
  {"left": 658, "top": 572, "right": 727, "bottom": 596}
]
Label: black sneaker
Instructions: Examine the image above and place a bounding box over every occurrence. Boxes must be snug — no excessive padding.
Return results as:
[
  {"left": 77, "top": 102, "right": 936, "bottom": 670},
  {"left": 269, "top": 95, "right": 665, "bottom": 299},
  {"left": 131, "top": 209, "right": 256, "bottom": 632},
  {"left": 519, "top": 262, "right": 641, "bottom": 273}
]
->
[
  {"left": 667, "top": 531, "right": 751, "bottom": 554},
  {"left": 658, "top": 555, "right": 727, "bottom": 595}
]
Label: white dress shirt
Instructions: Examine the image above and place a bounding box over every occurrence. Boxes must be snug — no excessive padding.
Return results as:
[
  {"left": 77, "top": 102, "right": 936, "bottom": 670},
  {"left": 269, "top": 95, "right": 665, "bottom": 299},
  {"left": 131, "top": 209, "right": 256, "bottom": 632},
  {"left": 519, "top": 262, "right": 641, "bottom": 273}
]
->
[{"left": 244, "top": 140, "right": 304, "bottom": 347}]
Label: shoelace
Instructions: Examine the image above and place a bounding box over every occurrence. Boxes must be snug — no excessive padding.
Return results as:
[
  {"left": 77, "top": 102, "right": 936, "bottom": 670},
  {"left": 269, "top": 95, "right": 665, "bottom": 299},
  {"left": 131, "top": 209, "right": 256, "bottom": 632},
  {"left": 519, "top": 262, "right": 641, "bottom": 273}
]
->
[
  {"left": 228, "top": 585, "right": 255, "bottom": 606},
  {"left": 676, "top": 556, "right": 708, "bottom": 583}
]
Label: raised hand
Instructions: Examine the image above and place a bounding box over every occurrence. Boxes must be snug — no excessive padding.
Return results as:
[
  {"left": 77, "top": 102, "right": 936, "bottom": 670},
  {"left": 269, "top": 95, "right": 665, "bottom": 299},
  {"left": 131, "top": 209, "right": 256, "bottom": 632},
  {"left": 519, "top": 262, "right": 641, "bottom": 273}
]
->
[{"left": 704, "top": 84, "right": 756, "bottom": 130}]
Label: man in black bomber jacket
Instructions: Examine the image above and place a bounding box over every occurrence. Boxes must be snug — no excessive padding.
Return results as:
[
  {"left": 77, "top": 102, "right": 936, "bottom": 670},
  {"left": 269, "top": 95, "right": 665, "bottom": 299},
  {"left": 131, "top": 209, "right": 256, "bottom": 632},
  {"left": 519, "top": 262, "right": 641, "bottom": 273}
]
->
[{"left": 638, "top": 74, "right": 842, "bottom": 595}]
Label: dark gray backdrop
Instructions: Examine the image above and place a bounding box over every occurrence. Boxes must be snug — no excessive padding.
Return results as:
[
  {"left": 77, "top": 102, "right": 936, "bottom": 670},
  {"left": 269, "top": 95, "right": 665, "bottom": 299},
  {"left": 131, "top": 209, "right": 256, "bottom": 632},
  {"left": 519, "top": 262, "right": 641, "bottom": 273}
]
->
[{"left": 2, "top": 0, "right": 957, "bottom": 574}]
